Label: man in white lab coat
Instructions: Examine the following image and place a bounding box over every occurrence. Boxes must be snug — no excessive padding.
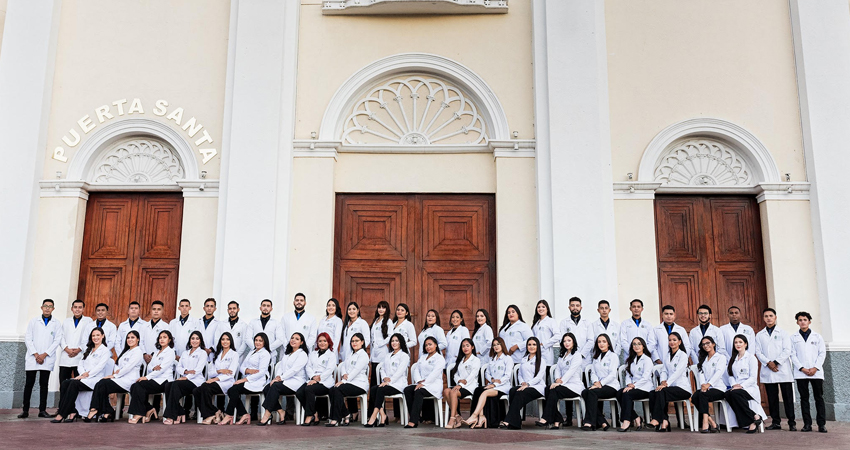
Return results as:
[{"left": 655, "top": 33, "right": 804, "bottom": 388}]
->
[
  {"left": 216, "top": 301, "right": 251, "bottom": 360},
  {"left": 21, "top": 299, "right": 63, "bottom": 418},
  {"left": 688, "top": 304, "right": 727, "bottom": 362},
  {"left": 619, "top": 299, "right": 655, "bottom": 361},
  {"left": 649, "top": 305, "right": 692, "bottom": 364},
  {"left": 559, "top": 297, "right": 591, "bottom": 364},
  {"left": 198, "top": 298, "right": 220, "bottom": 358},
  {"left": 282, "top": 293, "right": 317, "bottom": 350},
  {"left": 117, "top": 301, "right": 148, "bottom": 353},
  {"left": 143, "top": 301, "right": 170, "bottom": 362},
  {"left": 756, "top": 307, "right": 796, "bottom": 431},
  {"left": 585, "top": 300, "right": 620, "bottom": 360},
  {"left": 58, "top": 299, "right": 93, "bottom": 384},
  {"left": 169, "top": 299, "right": 198, "bottom": 358},
  {"left": 719, "top": 306, "right": 755, "bottom": 358},
  {"left": 247, "top": 299, "right": 285, "bottom": 365},
  {"left": 83, "top": 302, "right": 118, "bottom": 358},
  {"left": 790, "top": 311, "right": 827, "bottom": 433}
]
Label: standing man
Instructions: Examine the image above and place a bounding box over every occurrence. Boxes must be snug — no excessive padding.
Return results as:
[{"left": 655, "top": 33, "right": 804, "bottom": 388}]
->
[
  {"left": 585, "top": 300, "right": 620, "bottom": 359},
  {"left": 169, "top": 299, "right": 198, "bottom": 359},
  {"left": 649, "top": 305, "right": 692, "bottom": 364},
  {"left": 117, "top": 301, "right": 148, "bottom": 353},
  {"left": 688, "top": 304, "right": 727, "bottom": 362},
  {"left": 790, "top": 311, "right": 827, "bottom": 433},
  {"left": 719, "top": 306, "right": 755, "bottom": 358},
  {"left": 58, "top": 299, "right": 93, "bottom": 384},
  {"left": 248, "top": 299, "right": 285, "bottom": 365},
  {"left": 20, "top": 299, "right": 63, "bottom": 418},
  {"left": 559, "top": 297, "right": 591, "bottom": 363},
  {"left": 217, "top": 301, "right": 250, "bottom": 360},
  {"left": 282, "top": 293, "right": 317, "bottom": 350},
  {"left": 756, "top": 308, "right": 796, "bottom": 431},
  {"left": 143, "top": 301, "right": 170, "bottom": 362},
  {"left": 619, "top": 299, "right": 655, "bottom": 361},
  {"left": 198, "top": 298, "right": 220, "bottom": 357},
  {"left": 84, "top": 303, "right": 118, "bottom": 358}
]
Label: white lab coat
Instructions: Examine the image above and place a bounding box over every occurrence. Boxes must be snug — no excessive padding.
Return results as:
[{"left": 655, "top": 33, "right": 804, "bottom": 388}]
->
[
  {"left": 59, "top": 316, "right": 93, "bottom": 367},
  {"left": 689, "top": 323, "right": 728, "bottom": 362},
  {"left": 216, "top": 318, "right": 251, "bottom": 361},
  {"left": 532, "top": 316, "right": 559, "bottom": 366},
  {"left": 197, "top": 316, "right": 221, "bottom": 354},
  {"left": 755, "top": 326, "right": 794, "bottom": 383},
  {"left": 418, "top": 324, "right": 448, "bottom": 359},
  {"left": 272, "top": 348, "right": 307, "bottom": 392},
  {"left": 619, "top": 317, "right": 656, "bottom": 360},
  {"left": 340, "top": 318, "right": 371, "bottom": 362},
  {"left": 317, "top": 316, "right": 343, "bottom": 354},
  {"left": 623, "top": 353, "right": 654, "bottom": 392},
  {"left": 790, "top": 329, "right": 826, "bottom": 381},
  {"left": 391, "top": 319, "right": 418, "bottom": 352},
  {"left": 659, "top": 349, "right": 691, "bottom": 393},
  {"left": 282, "top": 312, "right": 318, "bottom": 350},
  {"left": 499, "top": 320, "right": 534, "bottom": 364},
  {"left": 142, "top": 319, "right": 170, "bottom": 355},
  {"left": 471, "top": 324, "right": 494, "bottom": 365},
  {"left": 585, "top": 319, "right": 621, "bottom": 361},
  {"left": 559, "top": 316, "right": 591, "bottom": 359},
  {"left": 589, "top": 351, "right": 620, "bottom": 389},
  {"left": 176, "top": 348, "right": 208, "bottom": 386},
  {"left": 649, "top": 322, "right": 693, "bottom": 364},
  {"left": 411, "top": 353, "right": 446, "bottom": 399},
  {"left": 485, "top": 353, "right": 513, "bottom": 394},
  {"left": 726, "top": 351, "right": 767, "bottom": 428},
  {"left": 77, "top": 345, "right": 114, "bottom": 389},
  {"left": 306, "top": 349, "right": 338, "bottom": 389},
  {"left": 517, "top": 354, "right": 546, "bottom": 396},
  {"left": 145, "top": 347, "right": 176, "bottom": 384},
  {"left": 719, "top": 322, "right": 756, "bottom": 358},
  {"left": 209, "top": 348, "right": 242, "bottom": 393},
  {"left": 339, "top": 348, "right": 370, "bottom": 391},
  {"left": 117, "top": 318, "right": 149, "bottom": 354},
  {"left": 370, "top": 319, "right": 393, "bottom": 363},
  {"left": 24, "top": 316, "right": 63, "bottom": 371},
  {"left": 445, "top": 326, "right": 470, "bottom": 368},
  {"left": 247, "top": 317, "right": 284, "bottom": 361},
  {"left": 553, "top": 351, "right": 585, "bottom": 394},
  {"left": 379, "top": 350, "right": 411, "bottom": 393},
  {"left": 451, "top": 354, "right": 481, "bottom": 392},
  {"left": 74, "top": 350, "right": 114, "bottom": 416},
  {"left": 112, "top": 347, "right": 145, "bottom": 391},
  {"left": 83, "top": 319, "right": 119, "bottom": 354},
  {"left": 168, "top": 316, "right": 199, "bottom": 356},
  {"left": 240, "top": 348, "right": 272, "bottom": 392},
  {"left": 695, "top": 352, "right": 728, "bottom": 390}
]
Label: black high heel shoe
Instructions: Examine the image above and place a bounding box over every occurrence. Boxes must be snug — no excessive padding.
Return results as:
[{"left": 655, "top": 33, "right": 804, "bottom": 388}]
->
[
  {"left": 378, "top": 414, "right": 387, "bottom": 428},
  {"left": 257, "top": 417, "right": 273, "bottom": 426},
  {"left": 546, "top": 423, "right": 560, "bottom": 430},
  {"left": 581, "top": 424, "right": 594, "bottom": 431},
  {"left": 98, "top": 414, "right": 114, "bottom": 423},
  {"left": 404, "top": 423, "right": 418, "bottom": 428}
]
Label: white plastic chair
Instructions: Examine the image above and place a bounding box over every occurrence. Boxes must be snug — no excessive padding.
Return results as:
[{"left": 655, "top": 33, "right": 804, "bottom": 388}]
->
[
  {"left": 616, "top": 364, "right": 651, "bottom": 425},
  {"left": 196, "top": 361, "right": 228, "bottom": 423},
  {"left": 376, "top": 362, "right": 409, "bottom": 425},
  {"left": 409, "top": 362, "right": 444, "bottom": 427},
  {"left": 442, "top": 365, "right": 477, "bottom": 426},
  {"left": 655, "top": 365, "right": 694, "bottom": 431},
  {"left": 548, "top": 365, "right": 584, "bottom": 426},
  {"left": 583, "top": 365, "right": 619, "bottom": 426},
  {"left": 689, "top": 365, "right": 763, "bottom": 433}
]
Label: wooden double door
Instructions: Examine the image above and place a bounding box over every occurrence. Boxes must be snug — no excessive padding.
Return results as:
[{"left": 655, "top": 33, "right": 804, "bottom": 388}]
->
[
  {"left": 333, "top": 194, "right": 497, "bottom": 331},
  {"left": 655, "top": 196, "right": 768, "bottom": 330},
  {"left": 77, "top": 193, "right": 183, "bottom": 323}
]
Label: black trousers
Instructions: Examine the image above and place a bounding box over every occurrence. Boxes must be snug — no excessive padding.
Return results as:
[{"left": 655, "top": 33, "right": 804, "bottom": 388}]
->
[
  {"left": 691, "top": 388, "right": 726, "bottom": 428},
  {"left": 22, "top": 370, "right": 51, "bottom": 412},
  {"left": 368, "top": 385, "right": 401, "bottom": 412},
  {"left": 765, "top": 382, "right": 796, "bottom": 426},
  {"left": 471, "top": 387, "right": 506, "bottom": 428},
  {"left": 56, "top": 379, "right": 91, "bottom": 417},
  {"left": 193, "top": 382, "right": 224, "bottom": 420},
  {"left": 58, "top": 366, "right": 79, "bottom": 385},
  {"left": 329, "top": 383, "right": 366, "bottom": 421},
  {"left": 648, "top": 386, "right": 690, "bottom": 423},
  {"left": 128, "top": 380, "right": 166, "bottom": 416},
  {"left": 90, "top": 379, "right": 128, "bottom": 416},
  {"left": 403, "top": 386, "right": 437, "bottom": 425},
  {"left": 796, "top": 379, "right": 825, "bottom": 427},
  {"left": 162, "top": 380, "right": 197, "bottom": 420},
  {"left": 262, "top": 382, "right": 297, "bottom": 412},
  {"left": 225, "top": 383, "right": 261, "bottom": 417},
  {"left": 725, "top": 389, "right": 758, "bottom": 427},
  {"left": 541, "top": 385, "right": 580, "bottom": 424},
  {"left": 296, "top": 383, "right": 330, "bottom": 417},
  {"left": 581, "top": 386, "right": 617, "bottom": 427},
  {"left": 616, "top": 388, "right": 650, "bottom": 422},
  {"left": 504, "top": 386, "right": 543, "bottom": 428}
]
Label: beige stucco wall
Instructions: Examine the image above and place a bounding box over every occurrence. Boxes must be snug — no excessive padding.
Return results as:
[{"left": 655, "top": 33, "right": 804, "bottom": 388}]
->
[
  {"left": 176, "top": 197, "right": 219, "bottom": 304},
  {"left": 334, "top": 153, "right": 496, "bottom": 193},
  {"left": 606, "top": 0, "right": 804, "bottom": 183},
  {"left": 613, "top": 199, "right": 660, "bottom": 322},
  {"left": 0, "top": 0, "right": 7, "bottom": 60}
]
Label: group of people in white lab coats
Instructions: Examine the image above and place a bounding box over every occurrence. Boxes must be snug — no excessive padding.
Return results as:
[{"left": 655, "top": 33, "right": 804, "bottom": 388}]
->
[{"left": 22, "top": 295, "right": 828, "bottom": 434}]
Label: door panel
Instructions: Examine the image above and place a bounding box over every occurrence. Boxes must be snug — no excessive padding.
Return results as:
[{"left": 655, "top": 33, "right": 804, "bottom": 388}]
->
[
  {"left": 337, "top": 196, "right": 413, "bottom": 261},
  {"left": 420, "top": 197, "right": 491, "bottom": 261}
]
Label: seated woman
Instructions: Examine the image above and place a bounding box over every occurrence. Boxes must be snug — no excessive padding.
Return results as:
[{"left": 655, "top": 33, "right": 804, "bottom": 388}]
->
[
  {"left": 581, "top": 333, "right": 619, "bottom": 431},
  {"left": 692, "top": 336, "right": 728, "bottom": 433},
  {"left": 221, "top": 332, "right": 271, "bottom": 425},
  {"left": 327, "top": 333, "right": 369, "bottom": 426},
  {"left": 365, "top": 333, "right": 410, "bottom": 427},
  {"left": 296, "top": 332, "right": 337, "bottom": 426},
  {"left": 444, "top": 338, "right": 480, "bottom": 429},
  {"left": 162, "top": 330, "right": 207, "bottom": 425},
  {"left": 616, "top": 337, "right": 654, "bottom": 431},
  {"left": 464, "top": 336, "right": 512, "bottom": 429},
  {"left": 86, "top": 330, "right": 144, "bottom": 422},
  {"left": 403, "top": 336, "right": 446, "bottom": 428},
  {"left": 127, "top": 330, "right": 176, "bottom": 423},
  {"left": 193, "top": 332, "right": 241, "bottom": 425},
  {"left": 51, "top": 328, "right": 111, "bottom": 423},
  {"left": 725, "top": 334, "right": 766, "bottom": 434},
  {"left": 260, "top": 332, "right": 308, "bottom": 425},
  {"left": 537, "top": 332, "right": 583, "bottom": 429},
  {"left": 648, "top": 332, "right": 691, "bottom": 432},
  {"left": 500, "top": 337, "right": 546, "bottom": 429}
]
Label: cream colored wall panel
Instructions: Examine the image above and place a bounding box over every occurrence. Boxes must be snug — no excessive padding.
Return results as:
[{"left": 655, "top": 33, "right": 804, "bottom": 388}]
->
[
  {"left": 295, "top": 1, "right": 534, "bottom": 141},
  {"left": 606, "top": 0, "right": 804, "bottom": 183},
  {"left": 176, "top": 197, "right": 218, "bottom": 304},
  {"left": 0, "top": 0, "right": 7, "bottom": 59},
  {"left": 334, "top": 153, "right": 496, "bottom": 193},
  {"left": 44, "top": 0, "right": 230, "bottom": 180},
  {"left": 613, "top": 199, "right": 659, "bottom": 322}
]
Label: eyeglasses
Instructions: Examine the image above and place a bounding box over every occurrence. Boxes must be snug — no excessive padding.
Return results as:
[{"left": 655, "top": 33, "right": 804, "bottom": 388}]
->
[{"left": 701, "top": 342, "right": 712, "bottom": 347}]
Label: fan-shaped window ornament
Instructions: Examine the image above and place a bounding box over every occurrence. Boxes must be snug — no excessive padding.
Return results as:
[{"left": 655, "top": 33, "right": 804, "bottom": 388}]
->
[
  {"left": 90, "top": 138, "right": 185, "bottom": 184},
  {"left": 654, "top": 139, "right": 751, "bottom": 186},
  {"left": 342, "top": 76, "right": 487, "bottom": 145}
]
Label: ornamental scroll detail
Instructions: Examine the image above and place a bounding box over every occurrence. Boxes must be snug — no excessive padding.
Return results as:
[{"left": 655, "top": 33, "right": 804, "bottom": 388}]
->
[
  {"left": 92, "top": 139, "right": 184, "bottom": 184},
  {"left": 342, "top": 76, "right": 487, "bottom": 145},
  {"left": 654, "top": 139, "right": 751, "bottom": 186}
]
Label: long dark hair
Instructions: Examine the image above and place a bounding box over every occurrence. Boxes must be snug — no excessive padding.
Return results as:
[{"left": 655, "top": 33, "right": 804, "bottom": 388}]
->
[
  {"left": 252, "top": 332, "right": 271, "bottom": 354},
  {"left": 372, "top": 301, "right": 391, "bottom": 339},
  {"left": 449, "top": 310, "right": 466, "bottom": 333},
  {"left": 421, "top": 309, "right": 442, "bottom": 332},
  {"left": 490, "top": 336, "right": 509, "bottom": 359},
  {"left": 422, "top": 336, "right": 440, "bottom": 356},
  {"left": 395, "top": 303, "right": 412, "bottom": 323},
  {"left": 625, "top": 337, "right": 651, "bottom": 376},
  {"left": 118, "top": 330, "right": 141, "bottom": 359},
  {"left": 154, "top": 330, "right": 175, "bottom": 350},
  {"left": 668, "top": 331, "right": 685, "bottom": 360},
  {"left": 284, "top": 332, "right": 307, "bottom": 356},
  {"left": 186, "top": 330, "right": 206, "bottom": 351},
  {"left": 526, "top": 336, "right": 543, "bottom": 377},
  {"left": 214, "top": 332, "right": 234, "bottom": 360},
  {"left": 559, "top": 332, "right": 578, "bottom": 358},
  {"left": 389, "top": 332, "right": 409, "bottom": 355},
  {"left": 83, "top": 327, "right": 105, "bottom": 359},
  {"left": 697, "top": 336, "right": 717, "bottom": 371},
  {"left": 341, "top": 302, "right": 361, "bottom": 337},
  {"left": 591, "top": 333, "right": 613, "bottom": 360},
  {"left": 532, "top": 300, "right": 552, "bottom": 328},
  {"left": 326, "top": 298, "right": 342, "bottom": 319},
  {"left": 450, "top": 337, "right": 476, "bottom": 381},
  {"left": 727, "top": 334, "right": 749, "bottom": 377},
  {"left": 499, "top": 304, "right": 524, "bottom": 333},
  {"left": 472, "top": 308, "right": 492, "bottom": 337}
]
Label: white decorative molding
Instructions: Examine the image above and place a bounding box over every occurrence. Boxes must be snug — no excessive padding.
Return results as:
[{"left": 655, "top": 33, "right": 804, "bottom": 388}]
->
[
  {"left": 320, "top": 53, "right": 510, "bottom": 144},
  {"left": 613, "top": 182, "right": 663, "bottom": 200},
  {"left": 293, "top": 138, "right": 535, "bottom": 156},
  {"left": 342, "top": 76, "right": 487, "bottom": 146},
  {"left": 756, "top": 182, "right": 811, "bottom": 203},
  {"left": 91, "top": 139, "right": 184, "bottom": 184},
  {"left": 490, "top": 139, "right": 536, "bottom": 158},
  {"left": 654, "top": 139, "right": 751, "bottom": 186},
  {"left": 293, "top": 140, "right": 341, "bottom": 158},
  {"left": 177, "top": 180, "right": 221, "bottom": 198},
  {"left": 38, "top": 181, "right": 89, "bottom": 200},
  {"left": 826, "top": 342, "right": 850, "bottom": 352},
  {"left": 322, "top": 0, "right": 508, "bottom": 15},
  {"left": 39, "top": 179, "right": 221, "bottom": 198},
  {"left": 612, "top": 181, "right": 810, "bottom": 202}
]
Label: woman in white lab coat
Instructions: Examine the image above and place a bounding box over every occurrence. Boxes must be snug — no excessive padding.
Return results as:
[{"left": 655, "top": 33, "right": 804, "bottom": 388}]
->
[
  {"left": 647, "top": 332, "right": 691, "bottom": 432},
  {"left": 127, "top": 330, "right": 176, "bottom": 423},
  {"left": 296, "top": 332, "right": 338, "bottom": 425},
  {"left": 365, "top": 333, "right": 410, "bottom": 427},
  {"left": 403, "top": 336, "right": 446, "bottom": 428},
  {"left": 370, "top": 301, "right": 393, "bottom": 387},
  {"left": 471, "top": 309, "right": 494, "bottom": 366},
  {"left": 465, "top": 336, "right": 512, "bottom": 429},
  {"left": 260, "top": 332, "right": 307, "bottom": 425},
  {"left": 327, "top": 333, "right": 369, "bottom": 426},
  {"left": 51, "top": 328, "right": 111, "bottom": 423},
  {"left": 340, "top": 303, "right": 370, "bottom": 419},
  {"left": 538, "top": 332, "right": 584, "bottom": 429},
  {"left": 501, "top": 337, "right": 546, "bottom": 429},
  {"left": 724, "top": 334, "right": 766, "bottom": 434},
  {"left": 615, "top": 336, "right": 654, "bottom": 431},
  {"left": 316, "top": 298, "right": 343, "bottom": 355},
  {"left": 193, "top": 332, "right": 241, "bottom": 425},
  {"left": 391, "top": 303, "right": 417, "bottom": 351},
  {"left": 162, "top": 330, "right": 207, "bottom": 424},
  {"left": 445, "top": 310, "right": 470, "bottom": 370},
  {"left": 221, "top": 332, "right": 271, "bottom": 425},
  {"left": 498, "top": 305, "right": 534, "bottom": 364},
  {"left": 581, "top": 333, "right": 619, "bottom": 431},
  {"left": 444, "top": 338, "right": 480, "bottom": 428},
  {"left": 531, "top": 300, "right": 559, "bottom": 369},
  {"left": 86, "top": 330, "right": 144, "bottom": 422},
  {"left": 417, "top": 310, "right": 448, "bottom": 360},
  {"left": 691, "top": 336, "right": 728, "bottom": 433}
]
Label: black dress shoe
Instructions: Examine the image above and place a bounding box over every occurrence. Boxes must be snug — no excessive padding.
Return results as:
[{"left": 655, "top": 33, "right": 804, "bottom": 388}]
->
[
  {"left": 766, "top": 423, "right": 782, "bottom": 430},
  {"left": 17, "top": 412, "right": 28, "bottom": 419},
  {"left": 800, "top": 425, "right": 812, "bottom": 432},
  {"left": 818, "top": 426, "right": 827, "bottom": 433},
  {"left": 38, "top": 411, "right": 53, "bottom": 418},
  {"left": 50, "top": 418, "right": 63, "bottom": 424},
  {"left": 404, "top": 423, "right": 418, "bottom": 428},
  {"left": 789, "top": 425, "right": 797, "bottom": 431}
]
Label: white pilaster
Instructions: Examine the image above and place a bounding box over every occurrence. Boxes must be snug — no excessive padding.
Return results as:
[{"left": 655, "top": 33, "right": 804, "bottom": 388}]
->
[
  {"left": 790, "top": 0, "right": 850, "bottom": 347},
  {"left": 532, "top": 0, "right": 619, "bottom": 318},
  {"left": 0, "top": 0, "right": 61, "bottom": 338}
]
